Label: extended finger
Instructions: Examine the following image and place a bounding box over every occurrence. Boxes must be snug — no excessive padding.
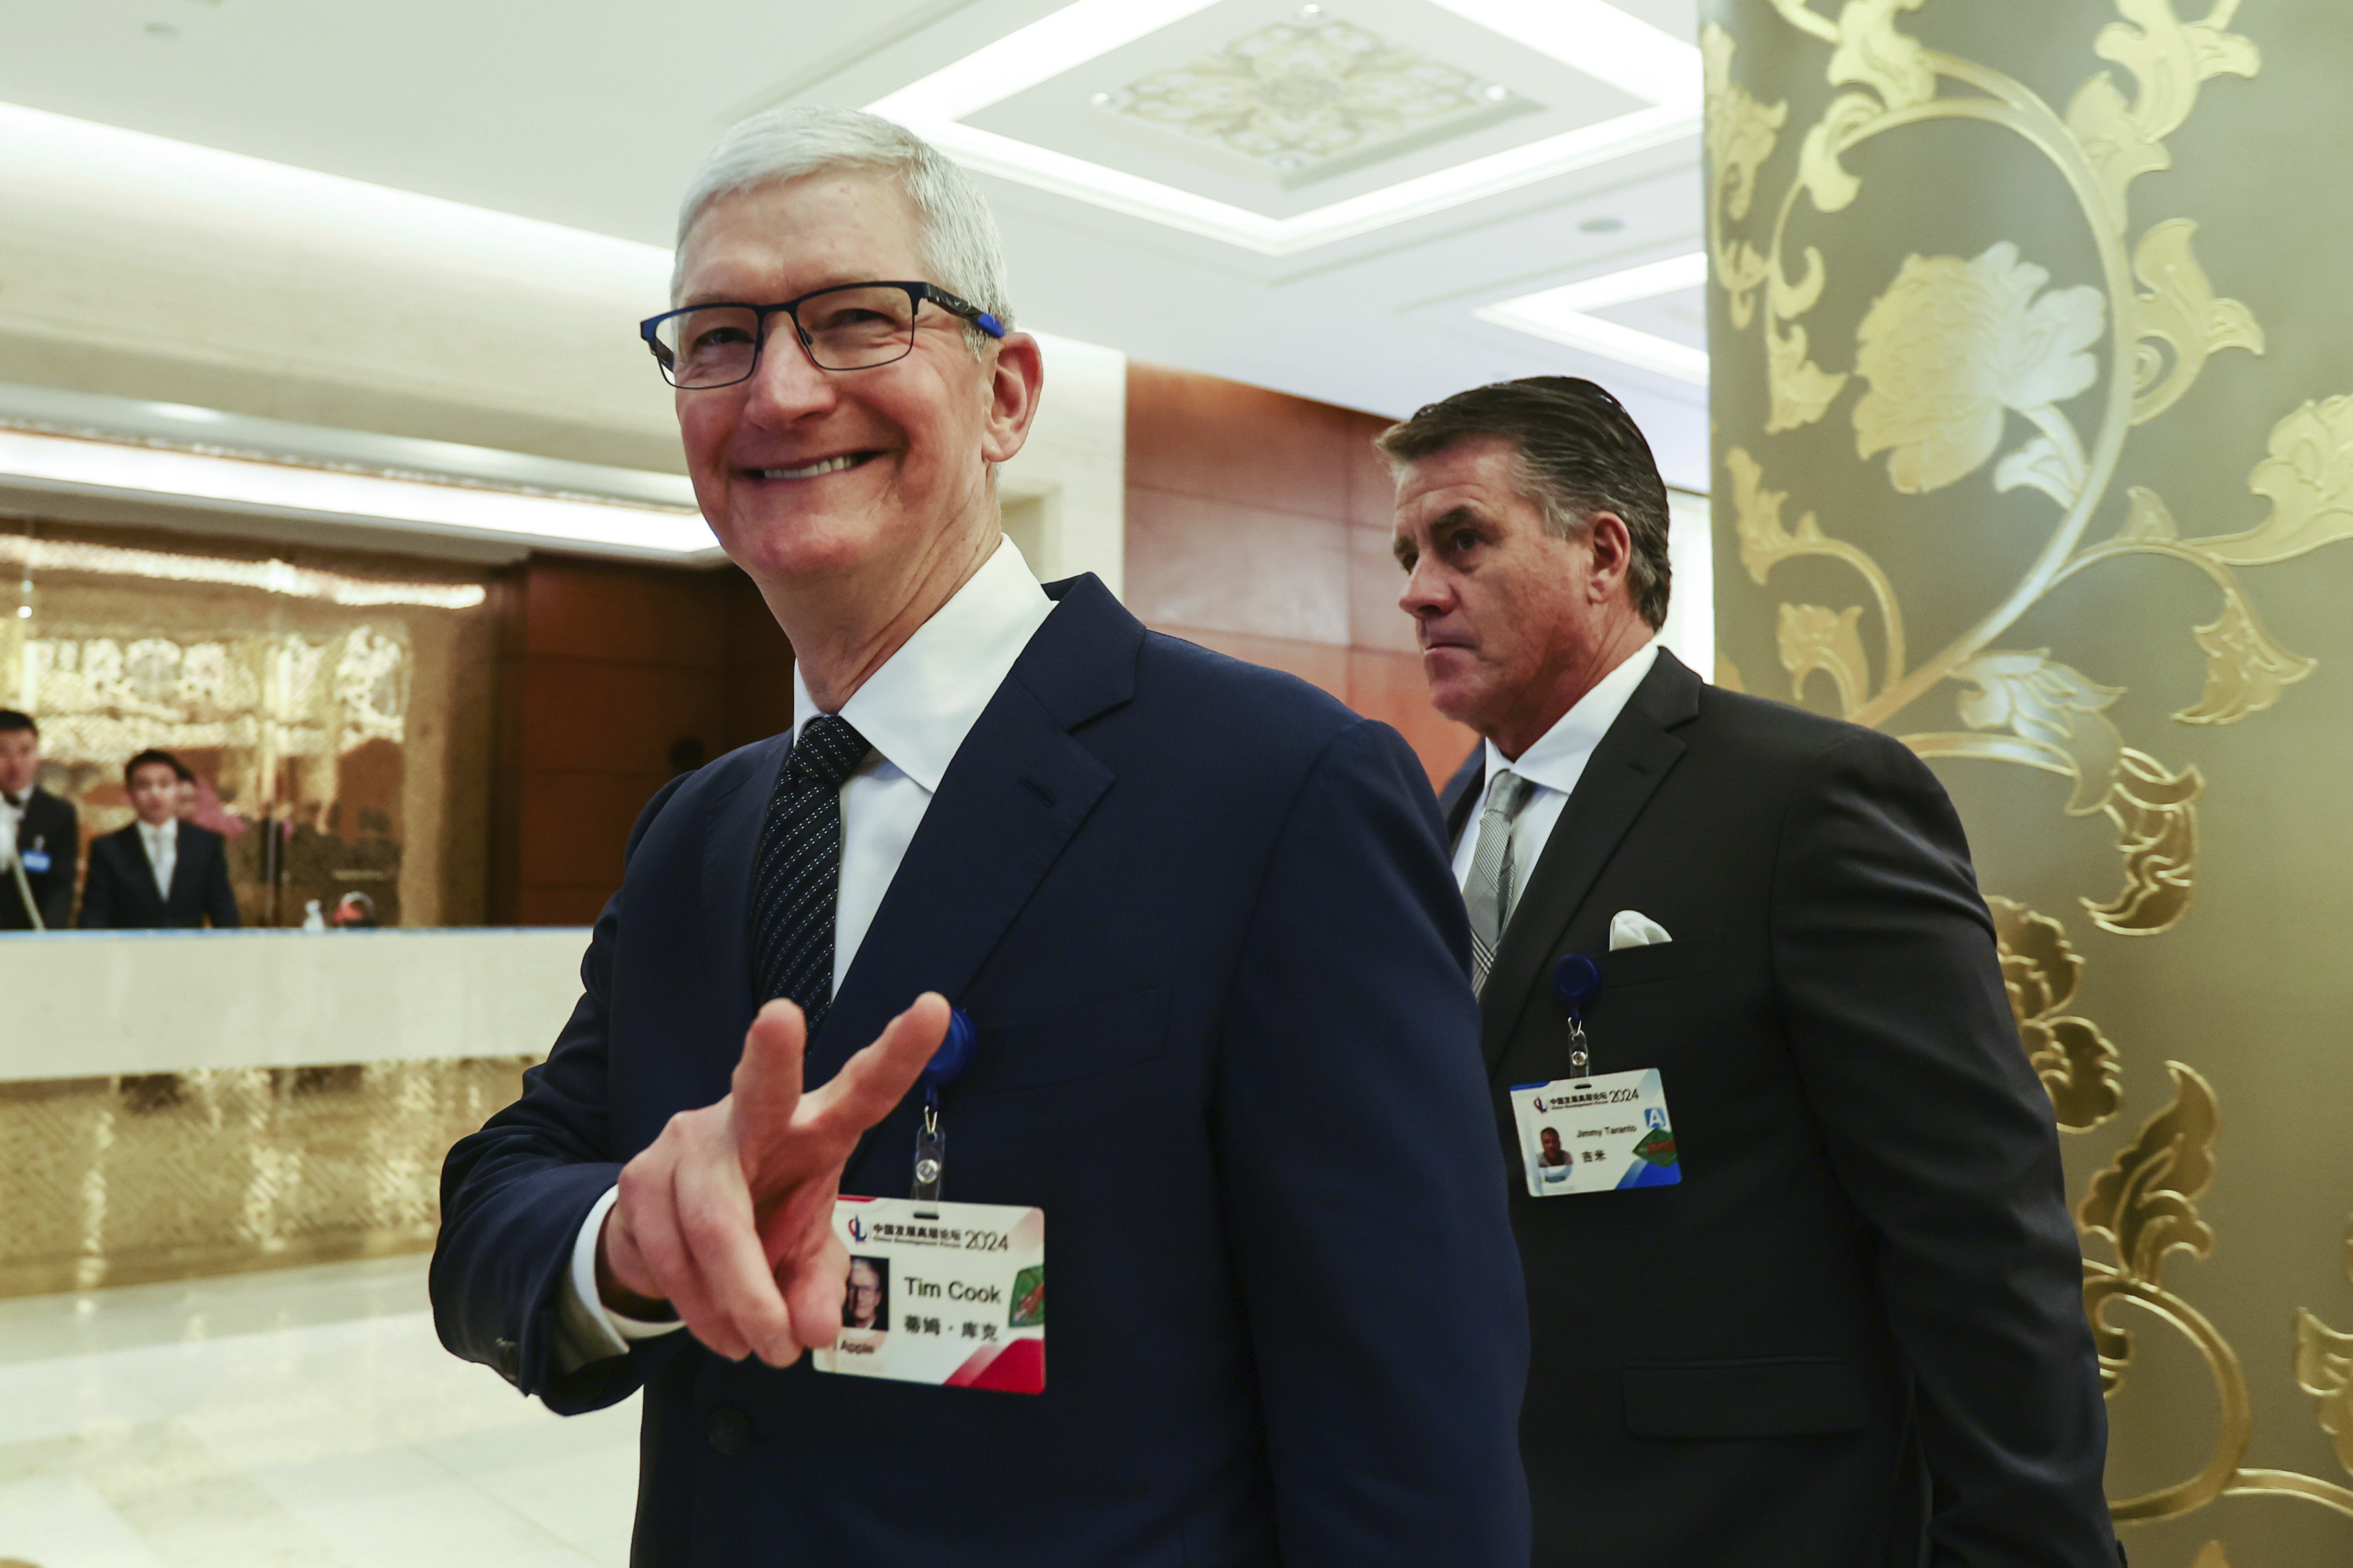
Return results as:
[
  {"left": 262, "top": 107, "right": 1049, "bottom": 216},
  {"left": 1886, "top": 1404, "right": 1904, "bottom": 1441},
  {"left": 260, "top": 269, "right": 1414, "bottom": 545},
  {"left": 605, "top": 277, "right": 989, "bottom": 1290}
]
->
[
  {"left": 619, "top": 1149, "right": 749, "bottom": 1361},
  {"left": 802, "top": 993, "right": 950, "bottom": 1136},
  {"left": 731, "top": 1000, "right": 809, "bottom": 1146},
  {"left": 674, "top": 1128, "right": 800, "bottom": 1366}
]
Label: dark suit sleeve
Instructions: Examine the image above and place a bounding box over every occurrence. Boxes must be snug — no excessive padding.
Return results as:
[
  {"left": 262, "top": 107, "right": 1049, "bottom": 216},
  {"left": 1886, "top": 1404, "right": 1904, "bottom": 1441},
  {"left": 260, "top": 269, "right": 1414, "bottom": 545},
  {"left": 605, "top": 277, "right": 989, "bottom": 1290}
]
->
[
  {"left": 38, "top": 802, "right": 76, "bottom": 930},
  {"left": 1213, "top": 718, "right": 1530, "bottom": 1568},
  {"left": 78, "top": 840, "right": 118, "bottom": 930},
  {"left": 431, "top": 774, "right": 690, "bottom": 1416},
  {"left": 198, "top": 836, "right": 239, "bottom": 927},
  {"left": 1770, "top": 730, "right": 2115, "bottom": 1567}
]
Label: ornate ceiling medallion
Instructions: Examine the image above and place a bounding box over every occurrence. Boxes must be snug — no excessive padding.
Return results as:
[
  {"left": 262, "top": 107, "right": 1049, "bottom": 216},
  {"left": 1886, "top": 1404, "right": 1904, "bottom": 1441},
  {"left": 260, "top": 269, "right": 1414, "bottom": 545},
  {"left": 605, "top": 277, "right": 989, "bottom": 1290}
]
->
[{"left": 1101, "top": 12, "right": 1527, "bottom": 185}]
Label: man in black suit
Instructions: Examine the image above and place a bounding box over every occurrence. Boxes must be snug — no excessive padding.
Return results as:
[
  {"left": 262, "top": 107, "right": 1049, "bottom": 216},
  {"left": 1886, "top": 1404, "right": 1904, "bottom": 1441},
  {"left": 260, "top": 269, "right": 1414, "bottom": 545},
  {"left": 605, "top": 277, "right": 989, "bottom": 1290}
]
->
[
  {"left": 80, "top": 749, "right": 240, "bottom": 930},
  {"left": 0, "top": 709, "right": 78, "bottom": 931},
  {"left": 432, "top": 107, "right": 1528, "bottom": 1566},
  {"left": 1382, "top": 378, "right": 2119, "bottom": 1567}
]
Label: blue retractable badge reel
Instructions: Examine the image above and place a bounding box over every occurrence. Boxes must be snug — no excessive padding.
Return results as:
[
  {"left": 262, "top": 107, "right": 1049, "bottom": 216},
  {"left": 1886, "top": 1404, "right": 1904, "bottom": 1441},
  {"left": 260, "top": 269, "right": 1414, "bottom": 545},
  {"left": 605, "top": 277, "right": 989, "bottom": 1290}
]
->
[
  {"left": 911, "top": 1007, "right": 977, "bottom": 1202},
  {"left": 1551, "top": 954, "right": 1601, "bottom": 1080}
]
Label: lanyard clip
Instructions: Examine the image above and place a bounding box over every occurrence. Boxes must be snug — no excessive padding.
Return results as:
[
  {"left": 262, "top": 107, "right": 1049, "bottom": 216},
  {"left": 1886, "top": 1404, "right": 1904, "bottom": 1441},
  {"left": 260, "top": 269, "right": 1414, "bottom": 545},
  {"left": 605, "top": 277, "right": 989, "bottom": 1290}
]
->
[
  {"left": 909, "top": 1007, "right": 977, "bottom": 1202},
  {"left": 911, "top": 1086, "right": 946, "bottom": 1201},
  {"left": 1551, "top": 954, "right": 1601, "bottom": 1083}
]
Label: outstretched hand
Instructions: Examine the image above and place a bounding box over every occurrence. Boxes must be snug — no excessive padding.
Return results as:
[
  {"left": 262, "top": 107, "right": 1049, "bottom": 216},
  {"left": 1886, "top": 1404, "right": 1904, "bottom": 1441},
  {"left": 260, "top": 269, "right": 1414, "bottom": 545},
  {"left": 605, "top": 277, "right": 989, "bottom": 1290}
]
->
[{"left": 598, "top": 993, "right": 949, "bottom": 1365}]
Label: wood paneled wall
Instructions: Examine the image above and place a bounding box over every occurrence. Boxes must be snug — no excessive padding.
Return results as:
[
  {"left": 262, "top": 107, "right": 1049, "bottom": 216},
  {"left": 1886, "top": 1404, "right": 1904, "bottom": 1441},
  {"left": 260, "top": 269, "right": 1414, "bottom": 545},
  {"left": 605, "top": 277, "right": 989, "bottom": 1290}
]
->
[
  {"left": 487, "top": 558, "right": 791, "bottom": 927},
  {"left": 1122, "top": 362, "right": 1476, "bottom": 787}
]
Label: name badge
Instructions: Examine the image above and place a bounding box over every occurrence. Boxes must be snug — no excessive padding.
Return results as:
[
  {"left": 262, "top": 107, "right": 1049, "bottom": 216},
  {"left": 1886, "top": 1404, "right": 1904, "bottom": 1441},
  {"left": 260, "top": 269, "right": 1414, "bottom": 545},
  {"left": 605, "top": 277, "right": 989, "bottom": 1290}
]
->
[
  {"left": 813, "top": 1195, "right": 1045, "bottom": 1394},
  {"left": 20, "top": 848, "right": 50, "bottom": 874},
  {"left": 1510, "top": 1067, "right": 1681, "bottom": 1197}
]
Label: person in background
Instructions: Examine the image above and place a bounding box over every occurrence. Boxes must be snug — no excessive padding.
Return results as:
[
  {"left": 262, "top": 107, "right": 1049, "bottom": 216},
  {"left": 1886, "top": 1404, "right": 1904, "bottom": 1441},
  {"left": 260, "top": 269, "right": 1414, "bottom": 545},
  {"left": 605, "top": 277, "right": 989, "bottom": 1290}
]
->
[
  {"left": 171, "top": 758, "right": 198, "bottom": 821},
  {"left": 0, "top": 709, "right": 77, "bottom": 932},
  {"left": 80, "top": 749, "right": 241, "bottom": 930},
  {"left": 330, "top": 891, "right": 379, "bottom": 929},
  {"left": 1383, "top": 376, "right": 2118, "bottom": 1568}
]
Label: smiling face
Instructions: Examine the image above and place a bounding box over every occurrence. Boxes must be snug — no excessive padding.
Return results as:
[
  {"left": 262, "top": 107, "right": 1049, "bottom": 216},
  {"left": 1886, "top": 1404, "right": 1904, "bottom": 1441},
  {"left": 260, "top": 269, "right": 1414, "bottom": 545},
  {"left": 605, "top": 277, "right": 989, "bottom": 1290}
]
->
[
  {"left": 671, "top": 171, "right": 1038, "bottom": 605},
  {"left": 1392, "top": 438, "right": 1644, "bottom": 757}
]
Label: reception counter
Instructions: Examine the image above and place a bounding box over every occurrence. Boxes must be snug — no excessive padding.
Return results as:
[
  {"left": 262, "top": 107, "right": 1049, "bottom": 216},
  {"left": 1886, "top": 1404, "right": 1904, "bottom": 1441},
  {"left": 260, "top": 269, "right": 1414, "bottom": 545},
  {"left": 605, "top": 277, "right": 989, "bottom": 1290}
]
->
[{"left": 0, "top": 927, "right": 591, "bottom": 1298}]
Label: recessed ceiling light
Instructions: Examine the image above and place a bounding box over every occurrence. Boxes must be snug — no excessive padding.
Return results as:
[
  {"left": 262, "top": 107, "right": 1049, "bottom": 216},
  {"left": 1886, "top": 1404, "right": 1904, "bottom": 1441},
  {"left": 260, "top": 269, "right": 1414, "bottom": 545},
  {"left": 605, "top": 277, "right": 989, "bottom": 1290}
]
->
[
  {"left": 1578, "top": 214, "right": 1629, "bottom": 234},
  {"left": 145, "top": 402, "right": 232, "bottom": 425},
  {"left": 0, "top": 429, "right": 721, "bottom": 561},
  {"left": 0, "top": 533, "right": 487, "bottom": 610},
  {"left": 1475, "top": 252, "right": 1709, "bottom": 384},
  {"left": 1482, "top": 83, "right": 1511, "bottom": 102},
  {"left": 865, "top": 0, "right": 1701, "bottom": 257},
  {"left": 1535, "top": 250, "right": 1706, "bottom": 310}
]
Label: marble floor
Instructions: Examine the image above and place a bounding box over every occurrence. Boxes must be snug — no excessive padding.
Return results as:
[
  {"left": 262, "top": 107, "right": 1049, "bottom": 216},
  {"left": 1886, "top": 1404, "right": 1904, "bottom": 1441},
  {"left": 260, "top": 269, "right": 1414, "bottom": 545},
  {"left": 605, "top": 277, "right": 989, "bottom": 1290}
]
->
[{"left": 0, "top": 1255, "right": 640, "bottom": 1567}]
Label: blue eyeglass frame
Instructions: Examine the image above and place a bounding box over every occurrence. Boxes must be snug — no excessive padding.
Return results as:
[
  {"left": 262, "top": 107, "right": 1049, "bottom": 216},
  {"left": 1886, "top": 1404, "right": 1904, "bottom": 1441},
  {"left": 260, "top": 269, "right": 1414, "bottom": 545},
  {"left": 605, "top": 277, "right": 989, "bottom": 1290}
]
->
[{"left": 639, "top": 280, "right": 1006, "bottom": 387}]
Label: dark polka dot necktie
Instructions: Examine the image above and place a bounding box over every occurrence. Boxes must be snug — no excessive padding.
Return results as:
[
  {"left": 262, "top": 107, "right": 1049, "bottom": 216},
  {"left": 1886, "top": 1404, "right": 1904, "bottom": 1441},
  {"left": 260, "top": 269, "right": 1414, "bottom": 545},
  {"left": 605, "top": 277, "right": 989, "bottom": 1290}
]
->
[{"left": 750, "top": 715, "right": 871, "bottom": 1036}]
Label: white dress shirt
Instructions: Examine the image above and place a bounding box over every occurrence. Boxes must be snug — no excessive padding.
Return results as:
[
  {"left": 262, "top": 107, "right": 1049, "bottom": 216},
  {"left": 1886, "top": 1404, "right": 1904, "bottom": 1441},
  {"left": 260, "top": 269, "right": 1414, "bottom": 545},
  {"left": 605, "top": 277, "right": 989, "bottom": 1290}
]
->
[
  {"left": 138, "top": 816, "right": 179, "bottom": 901},
  {"left": 557, "top": 535, "right": 1054, "bottom": 1365},
  {"left": 0, "top": 791, "right": 23, "bottom": 865},
  {"left": 1450, "top": 640, "right": 1659, "bottom": 904}
]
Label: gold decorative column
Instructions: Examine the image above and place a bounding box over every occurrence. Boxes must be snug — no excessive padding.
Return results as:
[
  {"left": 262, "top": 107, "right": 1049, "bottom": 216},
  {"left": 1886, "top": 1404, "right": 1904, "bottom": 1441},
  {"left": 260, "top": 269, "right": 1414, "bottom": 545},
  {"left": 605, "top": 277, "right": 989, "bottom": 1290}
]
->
[{"left": 1703, "top": 3, "right": 2353, "bottom": 1563}]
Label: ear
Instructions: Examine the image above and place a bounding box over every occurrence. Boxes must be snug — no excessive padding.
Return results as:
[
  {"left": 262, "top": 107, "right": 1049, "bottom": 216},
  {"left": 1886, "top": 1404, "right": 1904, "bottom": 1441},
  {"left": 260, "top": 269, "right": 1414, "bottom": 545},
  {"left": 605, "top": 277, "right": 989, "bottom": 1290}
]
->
[
  {"left": 1583, "top": 512, "right": 1635, "bottom": 605},
  {"left": 979, "top": 332, "right": 1045, "bottom": 466}
]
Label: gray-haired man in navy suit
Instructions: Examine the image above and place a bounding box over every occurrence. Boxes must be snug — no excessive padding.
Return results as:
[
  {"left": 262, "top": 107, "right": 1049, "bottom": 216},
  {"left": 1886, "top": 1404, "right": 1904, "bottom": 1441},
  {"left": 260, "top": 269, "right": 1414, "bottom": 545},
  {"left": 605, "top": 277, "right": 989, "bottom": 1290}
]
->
[{"left": 433, "top": 107, "right": 1529, "bottom": 1567}]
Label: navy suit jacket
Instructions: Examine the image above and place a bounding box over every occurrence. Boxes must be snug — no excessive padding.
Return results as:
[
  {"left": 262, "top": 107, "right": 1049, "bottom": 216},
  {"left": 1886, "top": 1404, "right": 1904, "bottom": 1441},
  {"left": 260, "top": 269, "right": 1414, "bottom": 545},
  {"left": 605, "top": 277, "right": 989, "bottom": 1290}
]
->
[
  {"left": 78, "top": 821, "right": 239, "bottom": 930},
  {"left": 1, "top": 786, "right": 77, "bottom": 930},
  {"left": 434, "top": 574, "right": 1531, "bottom": 1567}
]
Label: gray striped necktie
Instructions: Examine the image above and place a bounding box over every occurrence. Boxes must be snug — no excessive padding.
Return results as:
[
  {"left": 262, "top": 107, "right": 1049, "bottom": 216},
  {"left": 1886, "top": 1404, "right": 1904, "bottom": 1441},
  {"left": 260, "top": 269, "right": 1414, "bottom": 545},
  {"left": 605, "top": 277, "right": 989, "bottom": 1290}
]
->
[{"left": 1465, "top": 771, "right": 1537, "bottom": 994}]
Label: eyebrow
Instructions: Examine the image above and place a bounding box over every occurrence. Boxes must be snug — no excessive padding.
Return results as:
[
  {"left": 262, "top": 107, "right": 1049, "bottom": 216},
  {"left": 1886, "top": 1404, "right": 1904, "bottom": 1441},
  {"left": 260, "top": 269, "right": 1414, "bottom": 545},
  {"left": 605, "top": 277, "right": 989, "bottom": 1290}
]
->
[{"left": 676, "top": 270, "right": 888, "bottom": 311}]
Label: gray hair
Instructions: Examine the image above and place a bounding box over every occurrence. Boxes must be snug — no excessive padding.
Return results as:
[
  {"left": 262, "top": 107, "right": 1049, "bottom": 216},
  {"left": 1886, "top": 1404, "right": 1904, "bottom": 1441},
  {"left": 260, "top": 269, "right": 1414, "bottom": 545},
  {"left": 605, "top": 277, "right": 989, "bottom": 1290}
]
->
[{"left": 672, "top": 107, "right": 1014, "bottom": 347}]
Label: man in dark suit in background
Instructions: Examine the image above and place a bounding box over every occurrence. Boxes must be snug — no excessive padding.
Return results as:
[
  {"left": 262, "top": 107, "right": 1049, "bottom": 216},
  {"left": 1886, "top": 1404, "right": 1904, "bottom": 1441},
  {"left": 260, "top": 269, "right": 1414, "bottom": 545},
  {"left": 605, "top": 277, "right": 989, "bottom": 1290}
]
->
[
  {"left": 1383, "top": 378, "right": 2119, "bottom": 1567},
  {"left": 0, "top": 709, "right": 77, "bottom": 931},
  {"left": 81, "top": 749, "right": 240, "bottom": 930},
  {"left": 432, "top": 107, "right": 1528, "bottom": 1567}
]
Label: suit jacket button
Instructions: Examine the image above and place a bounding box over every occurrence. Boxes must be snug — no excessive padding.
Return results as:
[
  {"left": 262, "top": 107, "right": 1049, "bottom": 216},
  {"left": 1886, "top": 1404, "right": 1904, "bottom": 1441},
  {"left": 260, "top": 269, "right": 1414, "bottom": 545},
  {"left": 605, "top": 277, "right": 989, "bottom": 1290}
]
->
[
  {"left": 493, "top": 1337, "right": 520, "bottom": 1384},
  {"left": 707, "top": 1406, "right": 754, "bottom": 1456}
]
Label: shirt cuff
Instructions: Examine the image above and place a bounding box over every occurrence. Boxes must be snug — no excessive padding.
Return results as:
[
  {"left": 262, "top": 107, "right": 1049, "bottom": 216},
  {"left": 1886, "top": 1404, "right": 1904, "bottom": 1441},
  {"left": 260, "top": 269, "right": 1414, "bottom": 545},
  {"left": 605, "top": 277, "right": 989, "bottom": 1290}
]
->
[{"left": 554, "top": 1185, "right": 687, "bottom": 1371}]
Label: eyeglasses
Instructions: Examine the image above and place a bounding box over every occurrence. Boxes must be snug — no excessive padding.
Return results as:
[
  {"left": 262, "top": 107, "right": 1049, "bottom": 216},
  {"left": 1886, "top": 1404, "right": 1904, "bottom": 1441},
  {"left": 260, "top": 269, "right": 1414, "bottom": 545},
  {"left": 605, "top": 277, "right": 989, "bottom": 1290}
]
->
[{"left": 639, "top": 281, "right": 1005, "bottom": 389}]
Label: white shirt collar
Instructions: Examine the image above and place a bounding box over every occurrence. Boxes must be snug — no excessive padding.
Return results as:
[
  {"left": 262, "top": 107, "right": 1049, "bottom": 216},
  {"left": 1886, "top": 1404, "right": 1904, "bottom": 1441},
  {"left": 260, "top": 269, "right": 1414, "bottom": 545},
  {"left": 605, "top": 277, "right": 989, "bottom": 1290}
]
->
[
  {"left": 1484, "top": 638, "right": 1661, "bottom": 797},
  {"left": 139, "top": 816, "right": 178, "bottom": 846},
  {"left": 789, "top": 535, "right": 1054, "bottom": 794}
]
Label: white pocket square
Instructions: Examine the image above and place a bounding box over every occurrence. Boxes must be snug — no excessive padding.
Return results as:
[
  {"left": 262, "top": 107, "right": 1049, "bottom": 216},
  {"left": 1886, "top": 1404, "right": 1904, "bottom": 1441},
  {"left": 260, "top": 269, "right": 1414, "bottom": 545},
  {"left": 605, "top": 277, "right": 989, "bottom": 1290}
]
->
[{"left": 1608, "top": 910, "right": 1672, "bottom": 951}]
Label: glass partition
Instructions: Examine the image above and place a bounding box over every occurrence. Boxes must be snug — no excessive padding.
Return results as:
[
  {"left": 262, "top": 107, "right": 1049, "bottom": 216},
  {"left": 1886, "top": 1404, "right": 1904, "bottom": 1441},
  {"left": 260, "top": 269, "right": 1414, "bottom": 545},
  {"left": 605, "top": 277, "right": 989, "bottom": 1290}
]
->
[{"left": 3, "top": 517, "right": 497, "bottom": 929}]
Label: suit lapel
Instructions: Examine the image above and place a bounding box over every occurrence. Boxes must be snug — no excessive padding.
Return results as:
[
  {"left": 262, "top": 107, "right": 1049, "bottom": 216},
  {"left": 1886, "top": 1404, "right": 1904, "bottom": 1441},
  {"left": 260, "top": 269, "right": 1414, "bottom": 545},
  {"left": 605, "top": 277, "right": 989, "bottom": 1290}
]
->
[
  {"left": 1478, "top": 651, "right": 1703, "bottom": 1076},
  {"left": 701, "top": 741, "right": 776, "bottom": 1024},
  {"left": 1439, "top": 744, "right": 1484, "bottom": 851},
  {"left": 164, "top": 832, "right": 189, "bottom": 911},
  {"left": 114, "top": 829, "right": 161, "bottom": 917},
  {"left": 805, "top": 576, "right": 1136, "bottom": 1087}
]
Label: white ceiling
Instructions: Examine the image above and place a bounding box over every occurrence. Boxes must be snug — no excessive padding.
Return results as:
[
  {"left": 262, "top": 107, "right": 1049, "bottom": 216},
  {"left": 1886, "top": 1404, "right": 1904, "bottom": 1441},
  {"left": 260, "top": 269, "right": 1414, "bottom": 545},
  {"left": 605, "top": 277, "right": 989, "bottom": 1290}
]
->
[{"left": 0, "top": 0, "right": 1710, "bottom": 488}]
